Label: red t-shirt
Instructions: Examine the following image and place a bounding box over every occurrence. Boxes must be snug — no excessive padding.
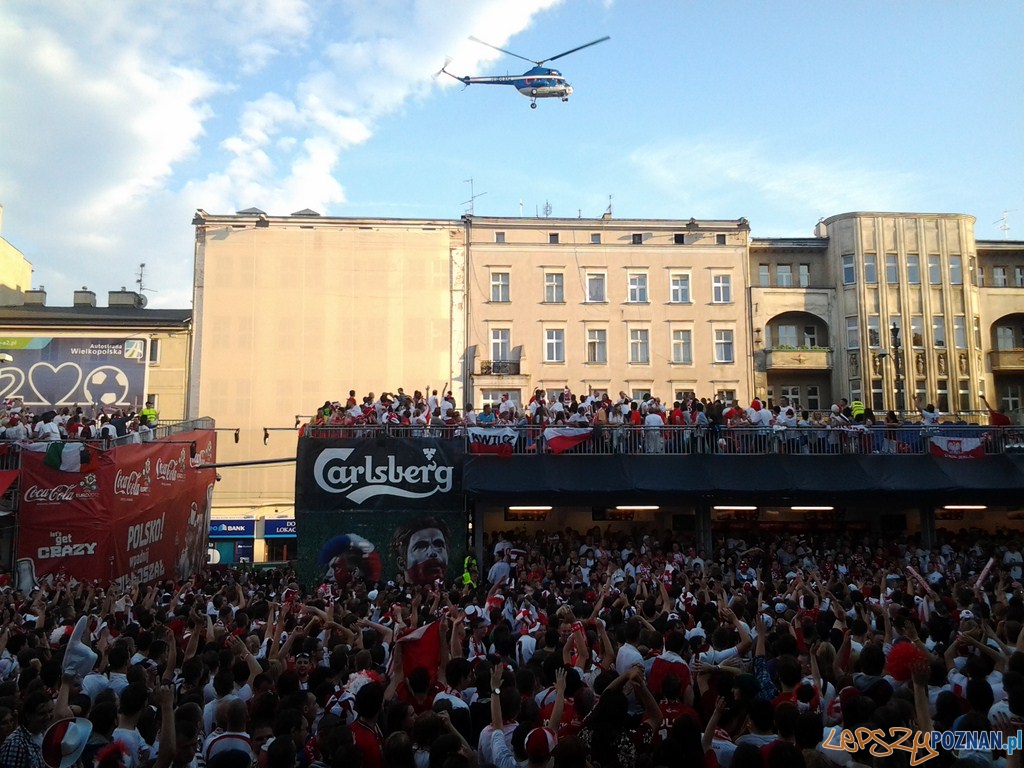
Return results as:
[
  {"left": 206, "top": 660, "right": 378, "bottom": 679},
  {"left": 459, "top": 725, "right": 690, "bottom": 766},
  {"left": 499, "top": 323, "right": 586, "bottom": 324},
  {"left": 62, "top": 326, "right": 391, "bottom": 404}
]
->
[
  {"left": 350, "top": 719, "right": 384, "bottom": 768},
  {"left": 647, "top": 655, "right": 692, "bottom": 698}
]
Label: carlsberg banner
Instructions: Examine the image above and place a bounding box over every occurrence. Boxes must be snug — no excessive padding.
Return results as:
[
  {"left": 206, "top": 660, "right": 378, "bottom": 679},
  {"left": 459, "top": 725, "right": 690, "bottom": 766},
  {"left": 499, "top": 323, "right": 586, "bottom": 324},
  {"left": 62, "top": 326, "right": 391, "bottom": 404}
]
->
[{"left": 295, "top": 436, "right": 466, "bottom": 588}]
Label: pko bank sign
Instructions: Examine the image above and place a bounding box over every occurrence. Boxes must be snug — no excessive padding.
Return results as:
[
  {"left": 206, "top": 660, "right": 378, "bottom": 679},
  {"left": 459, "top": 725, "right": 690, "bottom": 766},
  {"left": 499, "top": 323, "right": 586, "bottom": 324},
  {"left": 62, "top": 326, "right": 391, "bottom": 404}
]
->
[{"left": 298, "top": 437, "right": 462, "bottom": 511}]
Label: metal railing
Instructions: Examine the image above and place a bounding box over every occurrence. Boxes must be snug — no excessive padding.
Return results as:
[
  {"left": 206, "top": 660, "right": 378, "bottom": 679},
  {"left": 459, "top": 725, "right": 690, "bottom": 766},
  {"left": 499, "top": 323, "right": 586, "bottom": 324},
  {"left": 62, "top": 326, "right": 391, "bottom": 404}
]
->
[{"left": 302, "top": 423, "right": 1024, "bottom": 456}]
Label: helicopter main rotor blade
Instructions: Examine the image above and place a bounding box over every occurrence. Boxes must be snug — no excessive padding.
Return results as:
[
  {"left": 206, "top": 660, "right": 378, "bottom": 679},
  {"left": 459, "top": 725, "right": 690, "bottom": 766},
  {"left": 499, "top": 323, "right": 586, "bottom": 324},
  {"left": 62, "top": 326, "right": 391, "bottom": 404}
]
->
[
  {"left": 468, "top": 36, "right": 538, "bottom": 65},
  {"left": 539, "top": 36, "right": 611, "bottom": 65}
]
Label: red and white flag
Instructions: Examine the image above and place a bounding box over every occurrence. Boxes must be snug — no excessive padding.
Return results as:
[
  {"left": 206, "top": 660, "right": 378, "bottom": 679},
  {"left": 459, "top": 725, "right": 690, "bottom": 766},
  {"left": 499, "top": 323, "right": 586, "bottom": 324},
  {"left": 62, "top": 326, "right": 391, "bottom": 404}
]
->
[
  {"left": 467, "top": 427, "right": 517, "bottom": 456},
  {"left": 543, "top": 427, "right": 592, "bottom": 454},
  {"left": 929, "top": 436, "right": 983, "bottom": 460},
  {"left": 391, "top": 621, "right": 442, "bottom": 679}
]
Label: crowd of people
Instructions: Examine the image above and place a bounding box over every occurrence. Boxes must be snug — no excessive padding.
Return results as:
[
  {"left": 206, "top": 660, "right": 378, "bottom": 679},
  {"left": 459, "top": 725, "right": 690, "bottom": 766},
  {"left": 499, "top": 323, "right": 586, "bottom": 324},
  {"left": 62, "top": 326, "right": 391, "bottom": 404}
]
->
[
  {"left": 307, "top": 387, "right": 1016, "bottom": 455},
  {"left": 4, "top": 522, "right": 1024, "bottom": 767},
  {"left": 0, "top": 398, "right": 160, "bottom": 444}
]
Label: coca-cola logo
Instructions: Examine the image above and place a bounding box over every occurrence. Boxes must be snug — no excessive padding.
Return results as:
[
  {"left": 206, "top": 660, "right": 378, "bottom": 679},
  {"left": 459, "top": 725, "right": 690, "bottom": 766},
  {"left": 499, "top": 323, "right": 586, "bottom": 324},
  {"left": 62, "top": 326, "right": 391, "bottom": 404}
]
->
[
  {"left": 24, "top": 484, "right": 77, "bottom": 503},
  {"left": 155, "top": 458, "right": 183, "bottom": 482},
  {"left": 114, "top": 460, "right": 151, "bottom": 497}
]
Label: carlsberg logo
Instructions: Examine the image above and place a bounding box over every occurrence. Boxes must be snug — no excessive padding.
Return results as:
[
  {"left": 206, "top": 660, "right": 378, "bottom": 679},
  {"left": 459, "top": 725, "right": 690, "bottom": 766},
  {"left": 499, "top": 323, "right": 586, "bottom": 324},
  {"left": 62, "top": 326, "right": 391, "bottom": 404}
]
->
[{"left": 314, "top": 448, "right": 453, "bottom": 503}]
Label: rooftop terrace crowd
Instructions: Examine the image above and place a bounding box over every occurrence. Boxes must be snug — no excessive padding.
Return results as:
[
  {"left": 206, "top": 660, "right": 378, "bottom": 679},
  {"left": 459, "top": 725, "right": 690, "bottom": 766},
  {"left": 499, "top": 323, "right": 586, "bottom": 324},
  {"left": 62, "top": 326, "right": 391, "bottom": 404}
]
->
[{"left": 6, "top": 522, "right": 1024, "bottom": 768}]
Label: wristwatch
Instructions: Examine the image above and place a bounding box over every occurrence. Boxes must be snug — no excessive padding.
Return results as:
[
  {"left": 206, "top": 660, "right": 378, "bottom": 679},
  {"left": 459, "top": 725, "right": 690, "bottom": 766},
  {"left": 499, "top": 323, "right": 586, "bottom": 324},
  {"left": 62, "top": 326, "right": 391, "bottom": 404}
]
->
[{"left": 493, "top": 687, "right": 502, "bottom": 695}]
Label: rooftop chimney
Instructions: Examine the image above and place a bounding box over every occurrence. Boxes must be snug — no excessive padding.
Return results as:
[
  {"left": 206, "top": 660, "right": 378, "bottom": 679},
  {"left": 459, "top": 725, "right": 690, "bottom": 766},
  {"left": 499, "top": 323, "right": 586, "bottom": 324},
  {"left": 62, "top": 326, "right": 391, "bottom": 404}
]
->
[
  {"left": 73, "top": 287, "right": 96, "bottom": 308},
  {"left": 23, "top": 288, "right": 46, "bottom": 306},
  {"left": 108, "top": 288, "right": 143, "bottom": 307}
]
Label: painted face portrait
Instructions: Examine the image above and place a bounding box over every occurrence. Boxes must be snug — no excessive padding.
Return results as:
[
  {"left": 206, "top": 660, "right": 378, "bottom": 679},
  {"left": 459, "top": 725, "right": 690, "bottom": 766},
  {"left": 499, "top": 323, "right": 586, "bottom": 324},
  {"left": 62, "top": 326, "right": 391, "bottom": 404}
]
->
[{"left": 403, "top": 526, "right": 448, "bottom": 586}]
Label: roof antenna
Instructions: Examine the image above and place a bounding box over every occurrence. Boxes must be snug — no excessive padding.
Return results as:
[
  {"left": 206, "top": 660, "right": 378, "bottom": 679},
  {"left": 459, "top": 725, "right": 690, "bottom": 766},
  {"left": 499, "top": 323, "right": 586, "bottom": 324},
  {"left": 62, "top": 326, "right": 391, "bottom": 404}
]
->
[
  {"left": 543, "top": 201, "right": 552, "bottom": 218},
  {"left": 994, "top": 210, "right": 1015, "bottom": 240},
  {"left": 462, "top": 178, "right": 487, "bottom": 215},
  {"left": 136, "top": 263, "right": 157, "bottom": 295}
]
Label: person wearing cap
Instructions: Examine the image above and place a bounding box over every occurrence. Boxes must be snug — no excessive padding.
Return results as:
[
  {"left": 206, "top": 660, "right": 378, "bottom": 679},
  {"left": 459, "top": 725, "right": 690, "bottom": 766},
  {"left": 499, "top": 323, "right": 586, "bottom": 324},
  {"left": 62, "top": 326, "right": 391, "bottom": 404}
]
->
[
  {"left": 140, "top": 400, "right": 158, "bottom": 428},
  {"left": 41, "top": 716, "right": 93, "bottom": 768}
]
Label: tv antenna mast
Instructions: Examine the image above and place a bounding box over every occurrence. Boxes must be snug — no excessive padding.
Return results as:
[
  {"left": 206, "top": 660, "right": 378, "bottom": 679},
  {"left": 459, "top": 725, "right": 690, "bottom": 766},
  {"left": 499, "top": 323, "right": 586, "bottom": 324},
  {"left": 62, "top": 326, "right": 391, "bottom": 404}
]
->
[
  {"left": 462, "top": 178, "right": 487, "bottom": 215},
  {"left": 994, "top": 210, "right": 1015, "bottom": 239},
  {"left": 136, "top": 263, "right": 157, "bottom": 295}
]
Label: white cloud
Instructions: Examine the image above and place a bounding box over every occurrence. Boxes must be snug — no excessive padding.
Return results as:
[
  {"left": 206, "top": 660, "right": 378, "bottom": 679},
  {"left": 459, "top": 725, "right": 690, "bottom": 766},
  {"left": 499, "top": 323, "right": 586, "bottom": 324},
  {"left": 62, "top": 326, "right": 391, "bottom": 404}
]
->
[{"left": 0, "top": 1, "right": 562, "bottom": 307}]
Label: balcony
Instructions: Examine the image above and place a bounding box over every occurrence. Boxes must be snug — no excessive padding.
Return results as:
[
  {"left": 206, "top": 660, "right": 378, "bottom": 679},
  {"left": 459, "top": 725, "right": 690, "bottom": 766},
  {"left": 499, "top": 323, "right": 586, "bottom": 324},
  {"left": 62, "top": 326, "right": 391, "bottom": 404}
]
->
[
  {"left": 478, "top": 359, "right": 521, "bottom": 375},
  {"left": 765, "top": 347, "right": 833, "bottom": 371},
  {"left": 990, "top": 349, "right": 1024, "bottom": 372}
]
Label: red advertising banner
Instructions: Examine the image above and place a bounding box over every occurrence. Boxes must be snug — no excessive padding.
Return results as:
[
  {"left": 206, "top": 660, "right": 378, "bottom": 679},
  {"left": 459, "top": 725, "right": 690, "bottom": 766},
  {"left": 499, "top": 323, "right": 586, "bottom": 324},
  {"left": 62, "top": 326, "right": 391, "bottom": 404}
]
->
[{"left": 17, "top": 430, "right": 217, "bottom": 587}]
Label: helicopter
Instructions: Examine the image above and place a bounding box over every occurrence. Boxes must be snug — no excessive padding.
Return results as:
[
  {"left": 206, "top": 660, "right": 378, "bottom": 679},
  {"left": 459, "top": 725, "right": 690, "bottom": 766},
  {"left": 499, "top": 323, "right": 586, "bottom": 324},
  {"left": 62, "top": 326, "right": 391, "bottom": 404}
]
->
[{"left": 437, "top": 35, "right": 610, "bottom": 109}]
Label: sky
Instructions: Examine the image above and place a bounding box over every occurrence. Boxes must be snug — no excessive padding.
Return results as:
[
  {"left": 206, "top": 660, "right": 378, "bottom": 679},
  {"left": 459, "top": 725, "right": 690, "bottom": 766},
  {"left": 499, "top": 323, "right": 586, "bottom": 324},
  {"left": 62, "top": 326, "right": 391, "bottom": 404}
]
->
[{"left": 0, "top": 0, "right": 1021, "bottom": 309}]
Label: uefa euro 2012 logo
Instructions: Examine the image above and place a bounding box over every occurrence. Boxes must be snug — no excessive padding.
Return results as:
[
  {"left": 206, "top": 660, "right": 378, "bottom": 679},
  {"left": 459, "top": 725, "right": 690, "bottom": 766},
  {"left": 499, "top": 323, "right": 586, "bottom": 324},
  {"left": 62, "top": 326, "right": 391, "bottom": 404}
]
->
[{"left": 79, "top": 473, "right": 98, "bottom": 493}]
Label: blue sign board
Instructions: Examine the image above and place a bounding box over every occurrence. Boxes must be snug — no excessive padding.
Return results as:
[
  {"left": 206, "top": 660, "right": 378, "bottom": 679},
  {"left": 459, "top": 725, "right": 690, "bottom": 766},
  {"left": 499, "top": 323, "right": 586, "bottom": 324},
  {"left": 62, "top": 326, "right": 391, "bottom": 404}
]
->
[
  {"left": 209, "top": 519, "right": 256, "bottom": 539},
  {"left": 264, "top": 519, "right": 296, "bottom": 538}
]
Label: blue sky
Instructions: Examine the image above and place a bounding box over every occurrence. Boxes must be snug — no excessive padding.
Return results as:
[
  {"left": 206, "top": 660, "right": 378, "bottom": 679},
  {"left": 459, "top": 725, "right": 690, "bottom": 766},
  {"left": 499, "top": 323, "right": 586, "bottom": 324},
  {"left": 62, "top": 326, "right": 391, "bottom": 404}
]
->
[{"left": 0, "top": 0, "right": 1021, "bottom": 308}]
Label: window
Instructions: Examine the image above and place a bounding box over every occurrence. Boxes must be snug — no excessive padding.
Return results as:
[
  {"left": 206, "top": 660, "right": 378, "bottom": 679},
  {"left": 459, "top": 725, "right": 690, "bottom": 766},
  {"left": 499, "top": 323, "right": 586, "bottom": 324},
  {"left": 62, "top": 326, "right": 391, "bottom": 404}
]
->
[
  {"left": 148, "top": 339, "right": 161, "bottom": 365},
  {"left": 928, "top": 255, "right": 941, "bottom": 285},
  {"left": 673, "top": 233, "right": 686, "bottom": 245},
  {"left": 777, "top": 264, "right": 793, "bottom": 287},
  {"left": 629, "top": 329, "right": 650, "bottom": 364},
  {"left": 915, "top": 380, "right": 927, "bottom": 404},
  {"left": 871, "top": 379, "right": 884, "bottom": 411},
  {"left": 885, "top": 254, "right": 898, "bottom": 284},
  {"left": 776, "top": 324, "right": 798, "bottom": 347},
  {"left": 949, "top": 255, "right": 963, "bottom": 284},
  {"left": 867, "top": 316, "right": 881, "bottom": 348},
  {"left": 544, "top": 272, "right": 564, "bottom": 303},
  {"left": 590, "top": 233, "right": 601, "bottom": 244},
  {"left": 494, "top": 231, "right": 506, "bottom": 244},
  {"left": 937, "top": 380, "right": 949, "bottom": 413},
  {"left": 632, "top": 389, "right": 651, "bottom": 401},
  {"left": 669, "top": 273, "right": 691, "bottom": 303},
  {"left": 993, "top": 266, "right": 1008, "bottom": 287},
  {"left": 548, "top": 233, "right": 559, "bottom": 244},
  {"left": 804, "top": 325, "right": 818, "bottom": 347},
  {"left": 758, "top": 264, "right": 770, "bottom": 287},
  {"left": 864, "top": 254, "right": 877, "bottom": 284},
  {"left": 996, "top": 326, "right": 1016, "bottom": 350},
  {"left": 781, "top": 385, "right": 801, "bottom": 405},
  {"left": 586, "top": 273, "right": 606, "bottom": 302},
  {"left": 671, "top": 330, "right": 693, "bottom": 364},
  {"left": 850, "top": 380, "right": 862, "bottom": 403},
  {"left": 911, "top": 316, "right": 924, "bottom": 348},
  {"left": 806, "top": 386, "right": 821, "bottom": 411},
  {"left": 959, "top": 380, "right": 970, "bottom": 412},
  {"left": 490, "top": 271, "right": 510, "bottom": 302},
  {"left": 953, "top": 316, "right": 967, "bottom": 349},
  {"left": 631, "top": 233, "right": 643, "bottom": 245},
  {"left": 932, "top": 316, "right": 946, "bottom": 348},
  {"left": 974, "top": 317, "right": 982, "bottom": 347},
  {"left": 490, "top": 329, "right": 510, "bottom": 361},
  {"left": 978, "top": 267, "right": 985, "bottom": 287},
  {"left": 799, "top": 264, "right": 810, "bottom": 288},
  {"left": 587, "top": 329, "right": 607, "bottom": 363},
  {"left": 907, "top": 254, "right": 920, "bottom": 284},
  {"left": 712, "top": 274, "right": 732, "bottom": 303},
  {"left": 545, "top": 329, "right": 565, "bottom": 363},
  {"left": 1016, "top": 267, "right": 1024, "bottom": 288},
  {"left": 145, "top": 394, "right": 159, "bottom": 410},
  {"left": 842, "top": 255, "right": 855, "bottom": 285},
  {"left": 627, "top": 273, "right": 648, "bottom": 303},
  {"left": 846, "top": 317, "right": 860, "bottom": 349},
  {"left": 714, "top": 329, "right": 734, "bottom": 363},
  {"left": 716, "top": 234, "right": 727, "bottom": 245}
]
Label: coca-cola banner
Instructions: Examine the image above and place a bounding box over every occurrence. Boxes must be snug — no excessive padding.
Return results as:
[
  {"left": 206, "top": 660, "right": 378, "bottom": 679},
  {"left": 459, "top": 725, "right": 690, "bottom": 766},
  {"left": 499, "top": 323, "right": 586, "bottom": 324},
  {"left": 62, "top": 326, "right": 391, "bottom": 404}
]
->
[
  {"left": 17, "top": 430, "right": 217, "bottom": 587},
  {"left": 295, "top": 436, "right": 466, "bottom": 588}
]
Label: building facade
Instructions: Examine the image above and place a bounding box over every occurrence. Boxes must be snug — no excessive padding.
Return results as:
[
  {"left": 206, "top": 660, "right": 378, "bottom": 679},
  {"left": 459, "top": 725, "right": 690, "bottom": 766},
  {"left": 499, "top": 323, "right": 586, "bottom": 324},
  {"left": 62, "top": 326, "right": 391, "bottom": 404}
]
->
[{"left": 187, "top": 208, "right": 1022, "bottom": 561}]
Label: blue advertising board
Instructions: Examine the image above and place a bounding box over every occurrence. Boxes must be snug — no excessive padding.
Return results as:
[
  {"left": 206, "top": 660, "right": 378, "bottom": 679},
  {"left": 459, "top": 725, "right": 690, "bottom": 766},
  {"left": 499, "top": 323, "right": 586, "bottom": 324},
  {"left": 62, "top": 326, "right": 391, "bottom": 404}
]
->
[
  {"left": 264, "top": 519, "right": 296, "bottom": 538},
  {"left": 0, "top": 336, "right": 148, "bottom": 409},
  {"left": 209, "top": 519, "right": 256, "bottom": 539}
]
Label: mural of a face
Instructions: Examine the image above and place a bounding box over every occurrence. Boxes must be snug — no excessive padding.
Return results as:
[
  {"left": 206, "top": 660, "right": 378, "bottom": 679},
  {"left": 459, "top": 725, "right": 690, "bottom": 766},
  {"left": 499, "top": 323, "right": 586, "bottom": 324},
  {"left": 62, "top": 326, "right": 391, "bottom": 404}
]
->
[{"left": 403, "top": 526, "right": 448, "bottom": 585}]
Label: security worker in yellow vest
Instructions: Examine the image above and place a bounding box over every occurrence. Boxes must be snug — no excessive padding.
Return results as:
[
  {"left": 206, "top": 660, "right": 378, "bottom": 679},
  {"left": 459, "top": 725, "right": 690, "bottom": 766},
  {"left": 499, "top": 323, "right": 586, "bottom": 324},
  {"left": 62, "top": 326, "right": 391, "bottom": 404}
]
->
[
  {"left": 140, "top": 400, "right": 159, "bottom": 427},
  {"left": 461, "top": 555, "right": 478, "bottom": 589},
  {"left": 850, "top": 399, "right": 866, "bottom": 420}
]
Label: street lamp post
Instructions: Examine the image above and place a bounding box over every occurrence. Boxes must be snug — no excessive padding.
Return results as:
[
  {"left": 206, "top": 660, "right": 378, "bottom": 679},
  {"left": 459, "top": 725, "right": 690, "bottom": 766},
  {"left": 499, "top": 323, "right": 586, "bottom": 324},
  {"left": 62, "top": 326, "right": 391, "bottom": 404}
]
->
[{"left": 890, "top": 322, "right": 905, "bottom": 413}]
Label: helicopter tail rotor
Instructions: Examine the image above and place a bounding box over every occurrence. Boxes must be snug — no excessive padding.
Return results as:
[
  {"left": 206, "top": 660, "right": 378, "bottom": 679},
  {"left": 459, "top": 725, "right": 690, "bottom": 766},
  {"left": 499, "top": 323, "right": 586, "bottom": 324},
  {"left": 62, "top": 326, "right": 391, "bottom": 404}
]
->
[{"left": 432, "top": 57, "right": 453, "bottom": 80}]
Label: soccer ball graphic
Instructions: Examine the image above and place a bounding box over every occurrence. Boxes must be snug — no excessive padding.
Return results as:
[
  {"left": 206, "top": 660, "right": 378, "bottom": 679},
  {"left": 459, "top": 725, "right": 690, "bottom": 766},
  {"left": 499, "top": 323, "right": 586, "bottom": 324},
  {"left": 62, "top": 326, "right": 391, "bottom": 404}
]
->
[{"left": 84, "top": 366, "right": 130, "bottom": 406}]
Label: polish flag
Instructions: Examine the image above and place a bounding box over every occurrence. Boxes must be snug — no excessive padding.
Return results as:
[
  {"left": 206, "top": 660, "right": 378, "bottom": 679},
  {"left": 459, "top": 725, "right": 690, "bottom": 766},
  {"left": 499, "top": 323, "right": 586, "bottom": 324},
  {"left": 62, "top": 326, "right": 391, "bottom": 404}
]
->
[
  {"left": 542, "top": 427, "right": 592, "bottom": 454},
  {"left": 392, "top": 621, "right": 442, "bottom": 679},
  {"left": 929, "top": 436, "right": 983, "bottom": 460}
]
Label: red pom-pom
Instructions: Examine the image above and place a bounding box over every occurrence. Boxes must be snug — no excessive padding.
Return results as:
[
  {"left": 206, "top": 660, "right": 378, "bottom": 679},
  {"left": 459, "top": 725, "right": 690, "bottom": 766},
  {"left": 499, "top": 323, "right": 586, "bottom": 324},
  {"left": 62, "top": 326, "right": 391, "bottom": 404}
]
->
[{"left": 886, "top": 640, "right": 924, "bottom": 682}]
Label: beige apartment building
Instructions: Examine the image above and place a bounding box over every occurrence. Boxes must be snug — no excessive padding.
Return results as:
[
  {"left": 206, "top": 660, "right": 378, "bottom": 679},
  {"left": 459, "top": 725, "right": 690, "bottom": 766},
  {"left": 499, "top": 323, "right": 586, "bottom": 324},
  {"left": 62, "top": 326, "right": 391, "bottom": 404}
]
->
[
  {"left": 187, "top": 208, "right": 1023, "bottom": 560},
  {"left": 464, "top": 215, "right": 754, "bottom": 407},
  {"left": 189, "top": 209, "right": 464, "bottom": 552}
]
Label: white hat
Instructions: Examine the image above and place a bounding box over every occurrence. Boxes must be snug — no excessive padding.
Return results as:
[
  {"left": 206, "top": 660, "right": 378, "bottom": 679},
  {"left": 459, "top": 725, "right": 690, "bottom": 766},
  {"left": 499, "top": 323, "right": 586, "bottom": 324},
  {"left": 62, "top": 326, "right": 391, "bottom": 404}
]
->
[
  {"left": 42, "top": 717, "right": 93, "bottom": 768},
  {"left": 367, "top": 589, "right": 379, "bottom": 601},
  {"left": 62, "top": 617, "right": 97, "bottom": 680}
]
